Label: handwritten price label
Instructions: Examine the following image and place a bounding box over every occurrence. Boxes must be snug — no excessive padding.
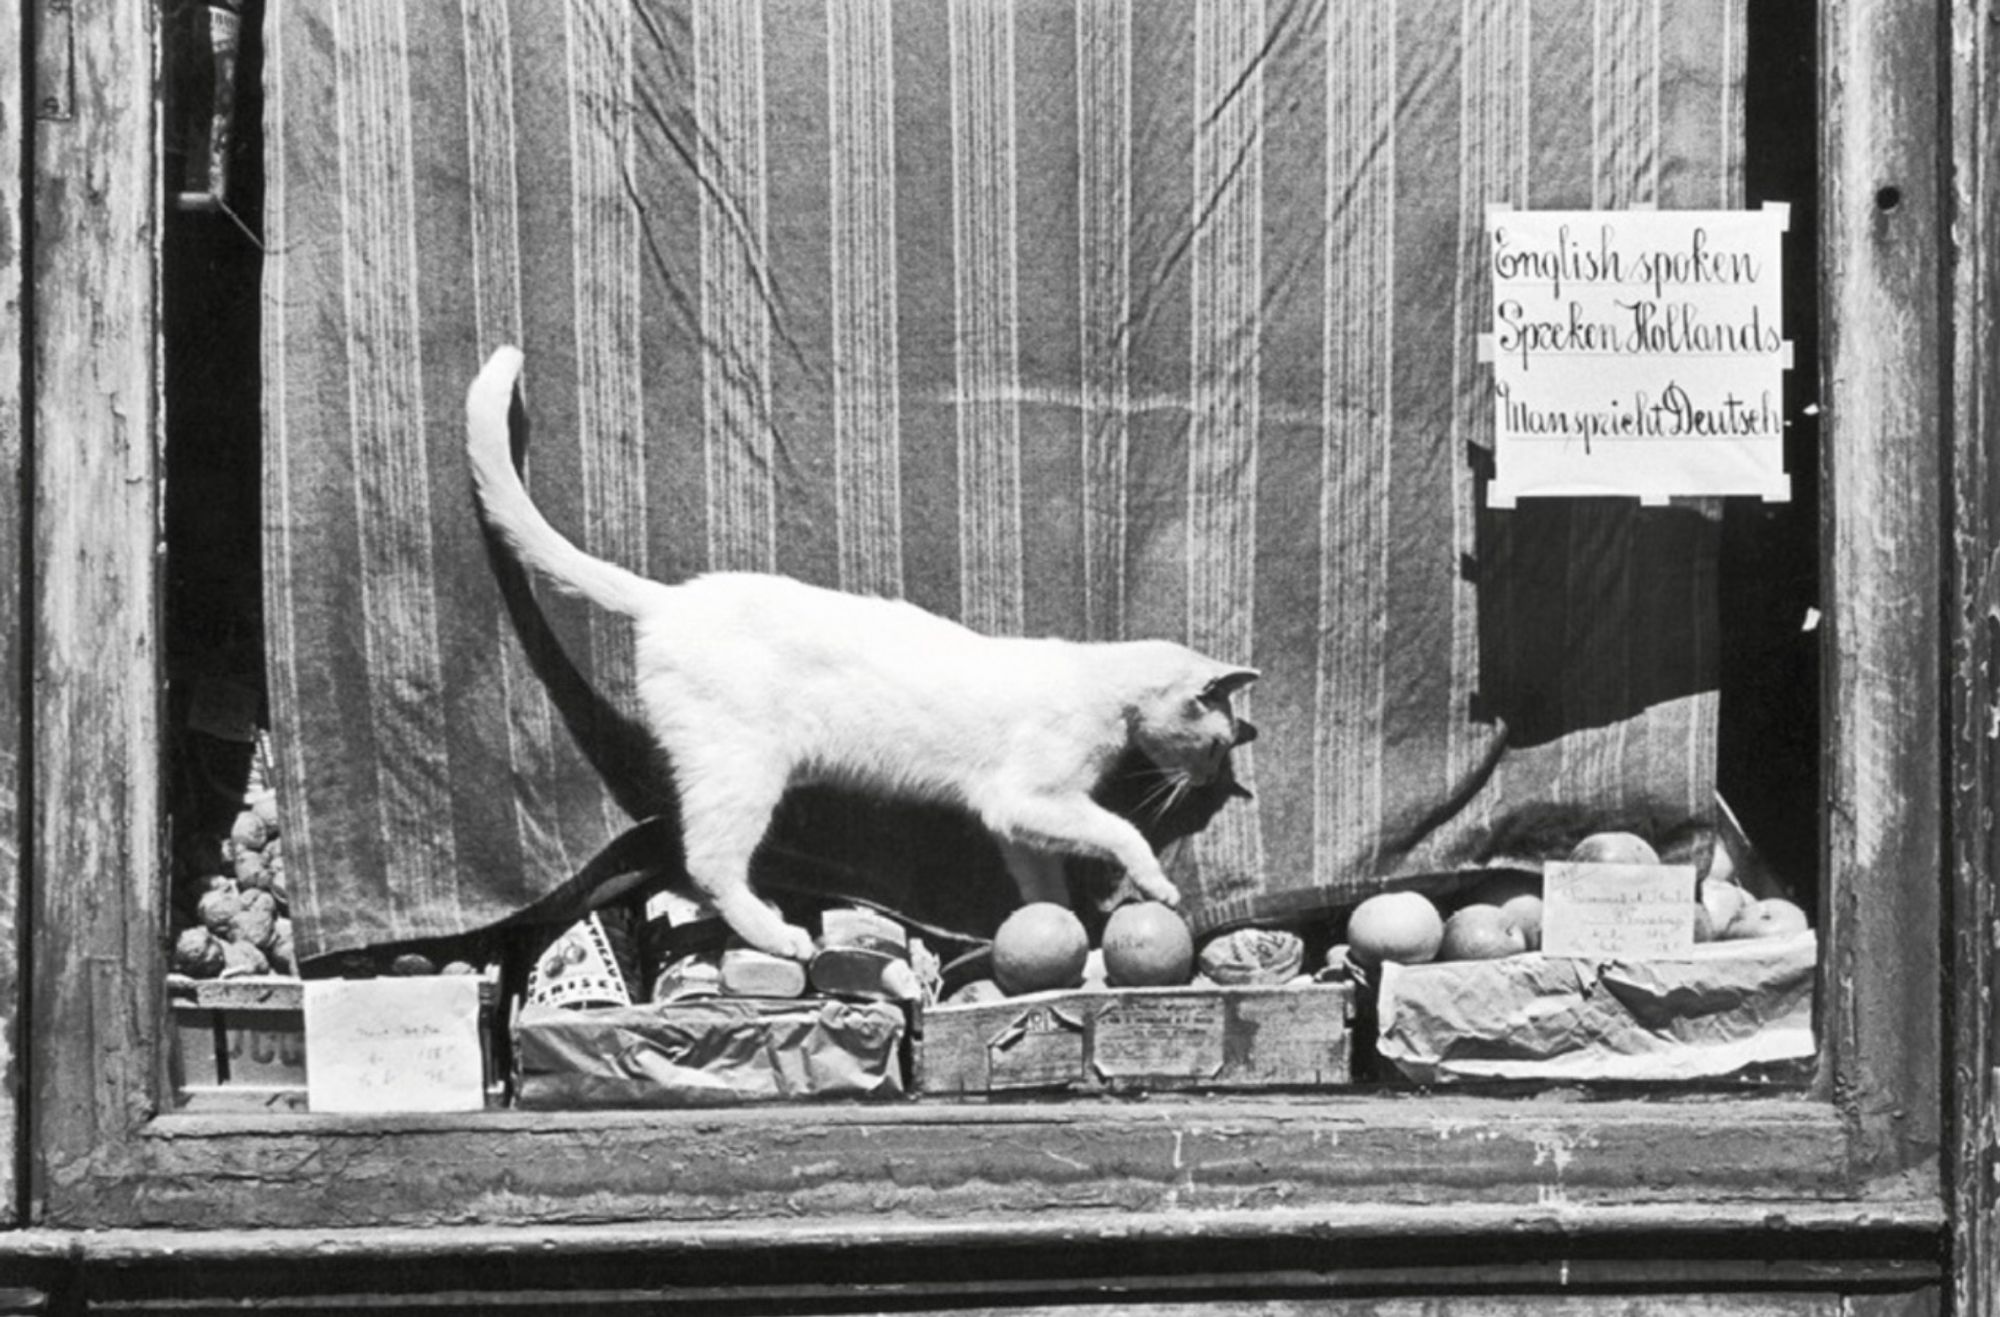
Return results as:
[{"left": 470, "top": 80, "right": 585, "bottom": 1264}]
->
[
  {"left": 1541, "top": 861, "right": 1699, "bottom": 960},
  {"left": 303, "top": 977, "right": 485, "bottom": 1113},
  {"left": 1482, "top": 205, "right": 1792, "bottom": 507}
]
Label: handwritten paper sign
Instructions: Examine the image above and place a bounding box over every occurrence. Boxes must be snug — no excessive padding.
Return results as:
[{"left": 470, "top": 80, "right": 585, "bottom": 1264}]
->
[
  {"left": 303, "top": 977, "right": 485, "bottom": 1114},
  {"left": 1482, "top": 205, "right": 1792, "bottom": 507},
  {"left": 1540, "top": 861, "right": 1698, "bottom": 960}
]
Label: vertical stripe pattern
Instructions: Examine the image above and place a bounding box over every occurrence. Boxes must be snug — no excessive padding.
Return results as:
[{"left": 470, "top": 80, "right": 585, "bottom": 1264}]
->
[
  {"left": 1593, "top": 0, "right": 1660, "bottom": 207},
  {"left": 262, "top": 4, "right": 313, "bottom": 931},
  {"left": 696, "top": 0, "right": 778, "bottom": 572},
  {"left": 265, "top": 0, "right": 1747, "bottom": 955},
  {"left": 1186, "top": 0, "right": 1266, "bottom": 884},
  {"left": 1313, "top": 1, "right": 1396, "bottom": 877},
  {"left": 330, "top": 1, "right": 459, "bottom": 922},
  {"left": 1076, "top": 0, "right": 1132, "bottom": 642},
  {"left": 949, "top": 0, "right": 1025, "bottom": 636},
  {"left": 464, "top": 0, "right": 575, "bottom": 883},
  {"left": 828, "top": 0, "right": 905, "bottom": 597},
  {"left": 1448, "top": 0, "right": 1529, "bottom": 814},
  {"left": 567, "top": 0, "right": 646, "bottom": 839}
]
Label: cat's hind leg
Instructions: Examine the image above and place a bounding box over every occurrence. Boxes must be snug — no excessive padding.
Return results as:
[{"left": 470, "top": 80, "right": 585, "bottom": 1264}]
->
[{"left": 675, "top": 760, "right": 817, "bottom": 961}]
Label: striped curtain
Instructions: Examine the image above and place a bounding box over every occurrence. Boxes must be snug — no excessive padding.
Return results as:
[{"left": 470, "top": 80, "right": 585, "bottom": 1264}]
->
[{"left": 265, "top": 0, "right": 1745, "bottom": 959}]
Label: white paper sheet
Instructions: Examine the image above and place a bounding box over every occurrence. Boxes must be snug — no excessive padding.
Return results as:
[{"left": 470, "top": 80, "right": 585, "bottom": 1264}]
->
[
  {"left": 1484, "top": 205, "right": 1792, "bottom": 505},
  {"left": 302, "top": 977, "right": 485, "bottom": 1114}
]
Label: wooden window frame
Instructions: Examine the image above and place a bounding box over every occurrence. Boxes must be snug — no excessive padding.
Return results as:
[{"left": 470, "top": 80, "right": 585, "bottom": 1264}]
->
[{"left": 6, "top": 0, "right": 1974, "bottom": 1279}]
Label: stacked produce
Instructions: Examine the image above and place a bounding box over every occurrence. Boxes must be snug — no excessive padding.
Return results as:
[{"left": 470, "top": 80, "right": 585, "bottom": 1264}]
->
[{"left": 170, "top": 759, "right": 294, "bottom": 979}]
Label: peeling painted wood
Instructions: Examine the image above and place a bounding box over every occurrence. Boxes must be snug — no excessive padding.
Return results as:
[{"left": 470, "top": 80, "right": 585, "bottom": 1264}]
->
[
  {"left": 1818, "top": 0, "right": 1946, "bottom": 1185},
  {"left": 1842, "top": 1290, "right": 1941, "bottom": 1317},
  {"left": 1948, "top": 2, "right": 2000, "bottom": 1316},
  {"left": 27, "top": 0, "right": 163, "bottom": 1223},
  {"left": 45, "top": 1098, "right": 1894, "bottom": 1231},
  {"left": 0, "top": 1219, "right": 1940, "bottom": 1313},
  {"left": 0, "top": 0, "right": 25, "bottom": 1234}
]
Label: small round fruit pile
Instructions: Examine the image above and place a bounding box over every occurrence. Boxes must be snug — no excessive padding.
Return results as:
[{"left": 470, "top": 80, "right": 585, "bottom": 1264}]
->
[
  {"left": 1337, "top": 830, "right": 1810, "bottom": 973},
  {"left": 171, "top": 765, "right": 295, "bottom": 979},
  {"left": 1339, "top": 884, "right": 1540, "bottom": 971},
  {"left": 1697, "top": 877, "right": 1808, "bottom": 942}
]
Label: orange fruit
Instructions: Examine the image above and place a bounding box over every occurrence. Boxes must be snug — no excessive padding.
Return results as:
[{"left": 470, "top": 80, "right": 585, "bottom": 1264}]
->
[
  {"left": 1345, "top": 892, "right": 1445, "bottom": 968},
  {"left": 1101, "top": 902, "right": 1196, "bottom": 987},
  {"left": 1568, "top": 831, "right": 1660, "bottom": 865},
  {"left": 991, "top": 902, "right": 1090, "bottom": 995},
  {"left": 1438, "top": 904, "right": 1530, "bottom": 961}
]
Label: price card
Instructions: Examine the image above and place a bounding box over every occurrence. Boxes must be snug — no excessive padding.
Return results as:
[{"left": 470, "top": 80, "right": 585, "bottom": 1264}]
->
[
  {"left": 1540, "top": 861, "right": 1698, "bottom": 960},
  {"left": 303, "top": 977, "right": 485, "bottom": 1113}
]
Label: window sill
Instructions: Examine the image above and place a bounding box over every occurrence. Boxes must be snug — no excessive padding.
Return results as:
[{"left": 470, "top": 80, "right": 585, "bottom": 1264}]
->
[{"left": 47, "top": 1093, "right": 1929, "bottom": 1233}]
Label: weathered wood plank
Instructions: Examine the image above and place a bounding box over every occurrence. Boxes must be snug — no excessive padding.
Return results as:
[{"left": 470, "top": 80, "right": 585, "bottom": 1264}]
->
[
  {"left": 1948, "top": 2, "right": 2000, "bottom": 1315},
  {"left": 1818, "top": 0, "right": 1946, "bottom": 1184},
  {"left": 37, "top": 1097, "right": 1893, "bottom": 1230},
  {"left": 0, "top": 0, "right": 27, "bottom": 1234},
  {"left": 27, "top": 0, "right": 162, "bottom": 1220},
  {"left": 0, "top": 1216, "right": 1934, "bottom": 1313},
  {"left": 1842, "top": 1290, "right": 1941, "bottom": 1317}
]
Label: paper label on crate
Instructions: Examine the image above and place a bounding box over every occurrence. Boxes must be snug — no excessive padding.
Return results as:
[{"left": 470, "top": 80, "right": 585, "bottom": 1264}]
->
[
  {"left": 1540, "top": 862, "right": 1699, "bottom": 960},
  {"left": 985, "top": 1002, "right": 1086, "bottom": 1090},
  {"left": 1483, "top": 206, "right": 1792, "bottom": 506},
  {"left": 1091, "top": 995, "right": 1226, "bottom": 1081},
  {"left": 303, "top": 977, "right": 485, "bottom": 1113}
]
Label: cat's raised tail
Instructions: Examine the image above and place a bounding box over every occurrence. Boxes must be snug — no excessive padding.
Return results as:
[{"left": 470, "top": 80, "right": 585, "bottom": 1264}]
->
[{"left": 465, "top": 346, "right": 657, "bottom": 618}]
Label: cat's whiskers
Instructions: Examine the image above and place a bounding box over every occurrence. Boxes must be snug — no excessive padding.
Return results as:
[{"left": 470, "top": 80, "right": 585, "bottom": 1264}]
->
[{"left": 1137, "top": 768, "right": 1193, "bottom": 822}]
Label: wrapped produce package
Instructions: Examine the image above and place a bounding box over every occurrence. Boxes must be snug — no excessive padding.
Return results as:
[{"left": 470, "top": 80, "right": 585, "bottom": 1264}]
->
[
  {"left": 514, "top": 997, "right": 907, "bottom": 1109},
  {"left": 1376, "top": 931, "right": 1817, "bottom": 1083}
]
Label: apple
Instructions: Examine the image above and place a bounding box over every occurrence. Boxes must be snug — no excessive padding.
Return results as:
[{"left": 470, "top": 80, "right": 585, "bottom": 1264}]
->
[
  {"left": 1470, "top": 875, "right": 1546, "bottom": 951},
  {"left": 1722, "top": 896, "right": 1810, "bottom": 940},
  {"left": 1699, "top": 878, "right": 1752, "bottom": 934},
  {"left": 1438, "top": 904, "right": 1530, "bottom": 961},
  {"left": 1569, "top": 831, "right": 1661, "bottom": 865},
  {"left": 1345, "top": 892, "right": 1445, "bottom": 968}
]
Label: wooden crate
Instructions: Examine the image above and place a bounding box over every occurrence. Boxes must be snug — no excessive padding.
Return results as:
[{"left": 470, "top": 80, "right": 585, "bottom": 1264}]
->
[
  {"left": 916, "top": 982, "right": 1354, "bottom": 1096},
  {"left": 168, "top": 974, "right": 504, "bottom": 1112}
]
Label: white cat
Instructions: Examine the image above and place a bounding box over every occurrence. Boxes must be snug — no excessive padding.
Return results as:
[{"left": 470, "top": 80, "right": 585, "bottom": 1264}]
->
[{"left": 466, "top": 347, "right": 1256, "bottom": 960}]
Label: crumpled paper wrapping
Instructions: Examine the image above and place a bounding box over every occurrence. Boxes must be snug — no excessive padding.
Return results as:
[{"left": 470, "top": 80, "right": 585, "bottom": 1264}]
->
[
  {"left": 514, "top": 997, "right": 906, "bottom": 1109},
  {"left": 1376, "top": 930, "right": 1815, "bottom": 1083}
]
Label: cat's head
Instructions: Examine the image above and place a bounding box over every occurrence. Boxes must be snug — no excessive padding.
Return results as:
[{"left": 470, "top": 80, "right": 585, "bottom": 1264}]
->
[{"left": 1125, "top": 652, "right": 1259, "bottom": 788}]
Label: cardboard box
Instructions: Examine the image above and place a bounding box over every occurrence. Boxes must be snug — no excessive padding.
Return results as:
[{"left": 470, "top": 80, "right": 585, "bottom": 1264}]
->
[
  {"left": 168, "top": 973, "right": 504, "bottom": 1112},
  {"left": 916, "top": 982, "right": 1354, "bottom": 1096}
]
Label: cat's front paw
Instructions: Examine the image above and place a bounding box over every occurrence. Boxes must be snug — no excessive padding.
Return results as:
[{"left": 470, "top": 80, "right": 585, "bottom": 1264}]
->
[
  {"left": 1129, "top": 867, "right": 1184, "bottom": 908},
  {"left": 771, "top": 923, "right": 819, "bottom": 963}
]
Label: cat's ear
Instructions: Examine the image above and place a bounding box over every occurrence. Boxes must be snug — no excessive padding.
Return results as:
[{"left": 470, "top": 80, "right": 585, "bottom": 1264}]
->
[{"left": 1201, "top": 667, "right": 1259, "bottom": 704}]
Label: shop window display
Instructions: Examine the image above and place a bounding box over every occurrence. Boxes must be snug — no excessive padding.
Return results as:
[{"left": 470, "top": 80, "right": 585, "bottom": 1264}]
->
[{"left": 157, "top": 0, "right": 1828, "bottom": 1113}]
